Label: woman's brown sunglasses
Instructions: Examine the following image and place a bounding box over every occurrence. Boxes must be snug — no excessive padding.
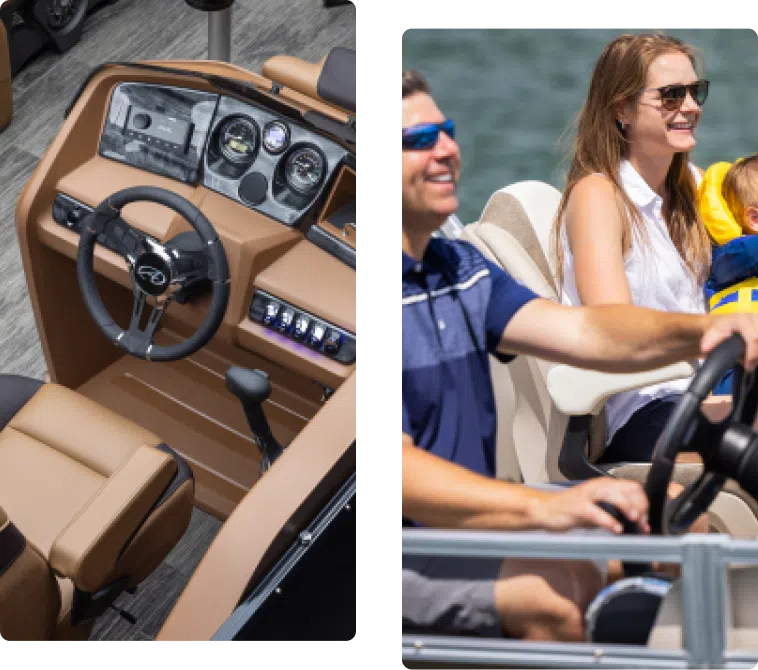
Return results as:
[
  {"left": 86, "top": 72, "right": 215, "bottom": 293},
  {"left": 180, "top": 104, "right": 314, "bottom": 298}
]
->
[{"left": 641, "top": 79, "right": 710, "bottom": 111}]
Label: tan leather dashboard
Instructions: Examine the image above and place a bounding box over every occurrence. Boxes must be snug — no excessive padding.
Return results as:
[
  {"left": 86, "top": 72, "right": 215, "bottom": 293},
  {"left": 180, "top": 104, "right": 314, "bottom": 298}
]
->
[{"left": 16, "top": 61, "right": 355, "bottom": 391}]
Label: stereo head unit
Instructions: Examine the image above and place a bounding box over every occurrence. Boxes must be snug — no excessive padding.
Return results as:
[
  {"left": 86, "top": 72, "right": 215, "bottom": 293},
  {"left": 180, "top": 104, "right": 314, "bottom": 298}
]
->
[
  {"left": 99, "top": 83, "right": 219, "bottom": 184},
  {"left": 123, "top": 105, "right": 194, "bottom": 155}
]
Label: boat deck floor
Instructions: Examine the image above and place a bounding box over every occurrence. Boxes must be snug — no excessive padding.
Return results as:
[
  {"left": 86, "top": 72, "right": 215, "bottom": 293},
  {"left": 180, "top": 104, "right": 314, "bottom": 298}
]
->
[{"left": 90, "top": 507, "right": 222, "bottom": 641}]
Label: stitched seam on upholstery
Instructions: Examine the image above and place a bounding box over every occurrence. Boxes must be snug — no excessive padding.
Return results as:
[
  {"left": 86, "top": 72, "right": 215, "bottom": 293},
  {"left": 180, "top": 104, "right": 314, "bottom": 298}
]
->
[
  {"left": 8, "top": 388, "right": 161, "bottom": 477},
  {"left": 4, "top": 424, "right": 112, "bottom": 477},
  {"left": 71, "top": 451, "right": 169, "bottom": 586}
]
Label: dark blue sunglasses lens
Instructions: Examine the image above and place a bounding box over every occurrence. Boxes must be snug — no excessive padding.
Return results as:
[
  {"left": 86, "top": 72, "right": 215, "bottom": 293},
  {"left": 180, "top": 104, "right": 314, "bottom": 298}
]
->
[{"left": 402, "top": 120, "right": 455, "bottom": 149}]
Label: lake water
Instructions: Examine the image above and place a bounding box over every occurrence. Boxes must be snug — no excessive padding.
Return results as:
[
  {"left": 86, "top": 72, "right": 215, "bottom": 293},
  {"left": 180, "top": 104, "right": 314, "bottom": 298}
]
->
[{"left": 402, "top": 29, "right": 758, "bottom": 224}]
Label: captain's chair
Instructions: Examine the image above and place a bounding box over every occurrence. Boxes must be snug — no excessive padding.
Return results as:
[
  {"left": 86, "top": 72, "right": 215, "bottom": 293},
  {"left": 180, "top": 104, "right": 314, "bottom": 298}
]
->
[
  {"left": 461, "top": 181, "right": 758, "bottom": 538},
  {"left": 0, "top": 375, "right": 194, "bottom": 640}
]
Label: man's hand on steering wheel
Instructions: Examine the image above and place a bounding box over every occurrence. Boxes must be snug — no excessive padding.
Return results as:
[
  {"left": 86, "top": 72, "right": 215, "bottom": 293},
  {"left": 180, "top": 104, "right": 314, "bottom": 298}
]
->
[
  {"left": 529, "top": 478, "right": 650, "bottom": 535},
  {"left": 701, "top": 313, "right": 758, "bottom": 370}
]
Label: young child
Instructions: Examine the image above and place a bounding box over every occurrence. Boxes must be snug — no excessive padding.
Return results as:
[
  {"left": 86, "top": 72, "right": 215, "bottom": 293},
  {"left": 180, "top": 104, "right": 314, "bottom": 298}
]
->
[{"left": 698, "top": 154, "right": 758, "bottom": 394}]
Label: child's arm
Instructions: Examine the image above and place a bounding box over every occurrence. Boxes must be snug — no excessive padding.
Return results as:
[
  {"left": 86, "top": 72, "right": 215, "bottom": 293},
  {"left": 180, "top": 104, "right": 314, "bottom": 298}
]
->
[{"left": 710, "top": 236, "right": 758, "bottom": 291}]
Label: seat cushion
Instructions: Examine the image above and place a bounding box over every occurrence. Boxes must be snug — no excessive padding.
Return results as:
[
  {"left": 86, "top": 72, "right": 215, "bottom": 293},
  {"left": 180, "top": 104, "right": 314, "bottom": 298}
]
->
[
  {"left": 10, "top": 382, "right": 161, "bottom": 477},
  {"left": 0, "top": 381, "right": 188, "bottom": 584},
  {"left": 0, "top": 428, "right": 105, "bottom": 557}
]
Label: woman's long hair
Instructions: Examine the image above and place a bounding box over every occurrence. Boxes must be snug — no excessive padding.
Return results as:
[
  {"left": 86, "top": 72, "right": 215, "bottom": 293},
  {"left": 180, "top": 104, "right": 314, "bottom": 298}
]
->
[{"left": 552, "top": 33, "right": 711, "bottom": 286}]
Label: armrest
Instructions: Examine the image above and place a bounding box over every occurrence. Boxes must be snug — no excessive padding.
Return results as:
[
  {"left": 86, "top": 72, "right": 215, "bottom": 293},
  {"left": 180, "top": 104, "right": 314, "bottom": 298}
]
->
[
  {"left": 547, "top": 362, "right": 696, "bottom": 416},
  {"left": 49, "top": 445, "right": 176, "bottom": 593}
]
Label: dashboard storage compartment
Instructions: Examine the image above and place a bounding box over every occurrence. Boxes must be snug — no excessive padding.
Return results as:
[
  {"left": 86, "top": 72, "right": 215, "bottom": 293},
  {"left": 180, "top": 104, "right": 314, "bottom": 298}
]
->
[{"left": 307, "top": 165, "right": 356, "bottom": 268}]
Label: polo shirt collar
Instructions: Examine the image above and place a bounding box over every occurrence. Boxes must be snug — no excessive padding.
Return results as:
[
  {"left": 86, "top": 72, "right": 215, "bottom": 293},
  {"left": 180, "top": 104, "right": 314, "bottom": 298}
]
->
[
  {"left": 620, "top": 159, "right": 661, "bottom": 209},
  {"left": 402, "top": 238, "right": 448, "bottom": 277}
]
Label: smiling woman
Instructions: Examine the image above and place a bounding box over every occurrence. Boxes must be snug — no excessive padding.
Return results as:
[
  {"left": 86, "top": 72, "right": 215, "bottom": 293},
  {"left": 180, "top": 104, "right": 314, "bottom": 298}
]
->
[{"left": 555, "top": 33, "right": 713, "bottom": 464}]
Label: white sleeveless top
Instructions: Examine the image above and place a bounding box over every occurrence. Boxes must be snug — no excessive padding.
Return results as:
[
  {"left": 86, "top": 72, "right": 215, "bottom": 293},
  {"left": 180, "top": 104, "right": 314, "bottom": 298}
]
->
[{"left": 561, "top": 160, "right": 705, "bottom": 443}]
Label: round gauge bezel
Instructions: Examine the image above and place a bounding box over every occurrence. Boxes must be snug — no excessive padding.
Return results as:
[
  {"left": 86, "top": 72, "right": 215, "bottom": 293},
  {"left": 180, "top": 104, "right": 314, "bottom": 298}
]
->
[
  {"left": 262, "top": 121, "right": 291, "bottom": 155},
  {"left": 217, "top": 116, "right": 260, "bottom": 167},
  {"left": 283, "top": 145, "right": 327, "bottom": 196}
]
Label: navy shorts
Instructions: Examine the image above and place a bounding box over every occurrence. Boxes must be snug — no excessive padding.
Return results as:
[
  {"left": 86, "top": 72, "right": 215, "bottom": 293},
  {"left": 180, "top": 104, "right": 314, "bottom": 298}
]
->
[{"left": 598, "top": 396, "right": 681, "bottom": 464}]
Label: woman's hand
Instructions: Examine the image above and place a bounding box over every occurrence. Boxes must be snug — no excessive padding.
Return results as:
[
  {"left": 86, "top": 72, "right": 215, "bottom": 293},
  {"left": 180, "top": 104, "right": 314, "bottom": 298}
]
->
[{"left": 701, "top": 313, "right": 758, "bottom": 371}]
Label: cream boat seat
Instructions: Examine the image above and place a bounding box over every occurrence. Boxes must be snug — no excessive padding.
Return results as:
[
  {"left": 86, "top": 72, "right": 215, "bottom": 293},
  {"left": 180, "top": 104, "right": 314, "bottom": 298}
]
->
[{"left": 461, "top": 181, "right": 758, "bottom": 538}]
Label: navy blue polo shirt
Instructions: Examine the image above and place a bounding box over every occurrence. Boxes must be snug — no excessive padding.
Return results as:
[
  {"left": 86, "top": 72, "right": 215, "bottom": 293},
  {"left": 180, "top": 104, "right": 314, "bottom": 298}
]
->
[{"left": 402, "top": 238, "right": 538, "bottom": 478}]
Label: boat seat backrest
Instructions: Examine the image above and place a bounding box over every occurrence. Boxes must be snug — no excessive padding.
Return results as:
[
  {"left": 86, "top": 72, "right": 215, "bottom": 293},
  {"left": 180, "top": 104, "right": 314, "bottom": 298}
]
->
[{"left": 463, "top": 182, "right": 607, "bottom": 483}]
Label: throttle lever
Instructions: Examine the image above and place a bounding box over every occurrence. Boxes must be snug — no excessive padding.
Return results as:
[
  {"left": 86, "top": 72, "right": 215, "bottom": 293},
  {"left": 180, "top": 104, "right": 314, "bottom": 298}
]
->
[{"left": 595, "top": 501, "right": 651, "bottom": 577}]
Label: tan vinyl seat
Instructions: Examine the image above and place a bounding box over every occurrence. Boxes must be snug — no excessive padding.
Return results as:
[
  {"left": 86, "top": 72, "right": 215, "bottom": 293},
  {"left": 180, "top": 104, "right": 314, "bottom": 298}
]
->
[
  {"left": 462, "top": 181, "right": 758, "bottom": 538},
  {"left": 0, "top": 375, "right": 194, "bottom": 640},
  {"left": 0, "top": 21, "right": 11, "bottom": 132}
]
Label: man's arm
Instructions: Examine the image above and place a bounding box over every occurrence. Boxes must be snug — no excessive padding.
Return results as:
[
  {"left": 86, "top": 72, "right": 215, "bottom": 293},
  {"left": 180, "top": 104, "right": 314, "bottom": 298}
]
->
[
  {"left": 498, "top": 299, "right": 758, "bottom": 373},
  {"left": 403, "top": 434, "right": 648, "bottom": 533}
]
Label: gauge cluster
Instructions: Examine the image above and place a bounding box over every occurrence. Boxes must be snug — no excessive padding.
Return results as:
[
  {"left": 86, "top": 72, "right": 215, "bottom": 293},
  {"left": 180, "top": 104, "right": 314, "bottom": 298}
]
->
[
  {"left": 203, "top": 95, "right": 349, "bottom": 227},
  {"left": 99, "top": 83, "right": 352, "bottom": 228}
]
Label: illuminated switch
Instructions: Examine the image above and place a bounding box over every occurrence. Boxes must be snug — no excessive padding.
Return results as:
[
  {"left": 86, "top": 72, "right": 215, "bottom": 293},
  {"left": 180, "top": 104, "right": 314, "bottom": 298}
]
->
[
  {"left": 293, "top": 315, "right": 310, "bottom": 340},
  {"left": 309, "top": 323, "right": 326, "bottom": 348},
  {"left": 278, "top": 308, "right": 295, "bottom": 332},
  {"left": 323, "top": 329, "right": 343, "bottom": 356},
  {"left": 263, "top": 301, "right": 280, "bottom": 326}
]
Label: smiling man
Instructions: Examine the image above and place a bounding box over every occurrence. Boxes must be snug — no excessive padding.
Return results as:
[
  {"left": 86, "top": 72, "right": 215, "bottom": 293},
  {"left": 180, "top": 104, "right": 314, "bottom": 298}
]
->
[{"left": 401, "top": 68, "right": 758, "bottom": 641}]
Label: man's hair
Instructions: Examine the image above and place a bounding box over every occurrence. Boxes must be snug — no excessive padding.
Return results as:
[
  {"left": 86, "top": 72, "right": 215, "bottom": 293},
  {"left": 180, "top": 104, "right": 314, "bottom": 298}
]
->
[
  {"left": 403, "top": 69, "right": 429, "bottom": 98},
  {"left": 723, "top": 154, "right": 758, "bottom": 230}
]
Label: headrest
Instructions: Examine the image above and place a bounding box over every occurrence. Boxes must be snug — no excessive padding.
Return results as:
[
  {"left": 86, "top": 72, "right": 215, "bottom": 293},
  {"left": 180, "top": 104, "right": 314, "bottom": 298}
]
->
[{"left": 698, "top": 161, "right": 741, "bottom": 245}]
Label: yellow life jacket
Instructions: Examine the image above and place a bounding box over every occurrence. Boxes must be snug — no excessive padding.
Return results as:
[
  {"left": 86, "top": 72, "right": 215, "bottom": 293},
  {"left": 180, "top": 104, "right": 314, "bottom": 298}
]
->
[
  {"left": 697, "top": 161, "right": 742, "bottom": 246},
  {"left": 697, "top": 160, "right": 758, "bottom": 314},
  {"left": 708, "top": 276, "right": 758, "bottom": 314}
]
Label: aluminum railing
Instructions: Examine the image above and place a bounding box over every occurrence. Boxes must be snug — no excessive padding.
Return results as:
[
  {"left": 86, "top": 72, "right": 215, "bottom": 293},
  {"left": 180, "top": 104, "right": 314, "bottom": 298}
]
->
[{"left": 402, "top": 529, "right": 758, "bottom": 669}]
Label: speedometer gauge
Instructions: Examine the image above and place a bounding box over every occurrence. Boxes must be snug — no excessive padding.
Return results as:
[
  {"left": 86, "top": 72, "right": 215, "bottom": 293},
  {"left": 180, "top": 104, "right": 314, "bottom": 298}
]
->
[
  {"left": 263, "top": 121, "right": 290, "bottom": 154},
  {"left": 284, "top": 146, "right": 326, "bottom": 195},
  {"left": 219, "top": 117, "right": 259, "bottom": 166}
]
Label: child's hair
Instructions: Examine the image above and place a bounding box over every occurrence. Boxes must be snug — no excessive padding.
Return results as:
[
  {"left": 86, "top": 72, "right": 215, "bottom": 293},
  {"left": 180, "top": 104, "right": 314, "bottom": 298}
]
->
[{"left": 723, "top": 154, "right": 758, "bottom": 230}]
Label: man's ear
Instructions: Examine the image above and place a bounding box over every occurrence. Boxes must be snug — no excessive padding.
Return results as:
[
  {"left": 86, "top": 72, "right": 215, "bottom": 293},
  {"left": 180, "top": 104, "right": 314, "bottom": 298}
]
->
[{"left": 744, "top": 206, "right": 758, "bottom": 235}]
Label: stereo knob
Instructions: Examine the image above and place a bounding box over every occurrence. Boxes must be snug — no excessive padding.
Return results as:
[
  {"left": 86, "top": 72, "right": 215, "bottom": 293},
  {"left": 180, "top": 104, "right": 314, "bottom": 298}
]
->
[{"left": 133, "top": 113, "right": 152, "bottom": 130}]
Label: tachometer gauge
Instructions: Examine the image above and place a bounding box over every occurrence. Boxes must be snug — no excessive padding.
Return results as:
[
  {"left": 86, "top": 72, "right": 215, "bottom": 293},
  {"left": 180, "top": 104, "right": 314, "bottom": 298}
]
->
[
  {"left": 284, "top": 146, "right": 326, "bottom": 195},
  {"left": 219, "top": 117, "right": 259, "bottom": 166},
  {"left": 263, "top": 121, "right": 290, "bottom": 154}
]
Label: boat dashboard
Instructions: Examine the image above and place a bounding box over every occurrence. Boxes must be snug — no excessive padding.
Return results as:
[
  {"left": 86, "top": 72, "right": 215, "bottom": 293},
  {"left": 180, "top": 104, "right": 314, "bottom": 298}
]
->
[
  {"left": 99, "top": 82, "right": 351, "bottom": 228},
  {"left": 16, "top": 58, "right": 356, "bottom": 517}
]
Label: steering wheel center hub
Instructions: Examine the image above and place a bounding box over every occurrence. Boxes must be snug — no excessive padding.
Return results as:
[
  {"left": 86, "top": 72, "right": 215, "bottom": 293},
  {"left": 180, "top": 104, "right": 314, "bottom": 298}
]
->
[{"left": 133, "top": 251, "right": 173, "bottom": 296}]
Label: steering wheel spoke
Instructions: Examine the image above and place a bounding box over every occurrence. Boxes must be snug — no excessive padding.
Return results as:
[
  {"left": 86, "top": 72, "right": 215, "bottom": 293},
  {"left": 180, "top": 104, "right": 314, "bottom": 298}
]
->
[
  {"left": 664, "top": 472, "right": 726, "bottom": 535},
  {"left": 100, "top": 216, "right": 150, "bottom": 264},
  {"left": 121, "top": 287, "right": 174, "bottom": 359}
]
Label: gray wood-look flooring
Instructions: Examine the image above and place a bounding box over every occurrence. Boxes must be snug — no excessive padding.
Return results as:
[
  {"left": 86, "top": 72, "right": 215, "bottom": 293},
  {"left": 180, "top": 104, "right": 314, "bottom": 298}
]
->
[{"left": 0, "top": 0, "right": 354, "bottom": 641}]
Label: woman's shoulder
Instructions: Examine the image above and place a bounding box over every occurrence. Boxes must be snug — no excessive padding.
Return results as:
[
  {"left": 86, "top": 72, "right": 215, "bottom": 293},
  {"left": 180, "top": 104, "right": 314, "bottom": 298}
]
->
[{"left": 568, "top": 173, "right": 617, "bottom": 204}]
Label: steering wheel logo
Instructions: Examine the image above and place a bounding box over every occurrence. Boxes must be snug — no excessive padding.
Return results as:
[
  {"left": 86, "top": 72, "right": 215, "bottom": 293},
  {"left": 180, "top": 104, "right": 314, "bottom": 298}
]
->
[{"left": 136, "top": 266, "right": 168, "bottom": 287}]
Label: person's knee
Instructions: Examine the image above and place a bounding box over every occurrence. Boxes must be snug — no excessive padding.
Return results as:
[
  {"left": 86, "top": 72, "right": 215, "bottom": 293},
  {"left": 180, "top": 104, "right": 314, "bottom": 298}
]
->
[{"left": 493, "top": 563, "right": 593, "bottom": 642}]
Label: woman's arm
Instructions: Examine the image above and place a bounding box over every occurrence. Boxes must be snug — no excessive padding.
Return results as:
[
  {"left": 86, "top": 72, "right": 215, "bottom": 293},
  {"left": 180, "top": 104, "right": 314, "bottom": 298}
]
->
[{"left": 564, "top": 174, "right": 632, "bottom": 305}]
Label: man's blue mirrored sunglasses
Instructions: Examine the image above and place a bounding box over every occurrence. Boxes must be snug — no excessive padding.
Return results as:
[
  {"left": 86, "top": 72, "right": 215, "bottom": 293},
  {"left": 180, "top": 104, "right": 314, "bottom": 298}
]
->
[{"left": 402, "top": 119, "right": 455, "bottom": 150}]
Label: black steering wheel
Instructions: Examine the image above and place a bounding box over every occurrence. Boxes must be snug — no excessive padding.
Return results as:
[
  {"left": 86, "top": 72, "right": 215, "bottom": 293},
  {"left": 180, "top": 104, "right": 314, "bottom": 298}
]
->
[
  {"left": 645, "top": 334, "right": 758, "bottom": 535},
  {"left": 77, "top": 186, "right": 230, "bottom": 362}
]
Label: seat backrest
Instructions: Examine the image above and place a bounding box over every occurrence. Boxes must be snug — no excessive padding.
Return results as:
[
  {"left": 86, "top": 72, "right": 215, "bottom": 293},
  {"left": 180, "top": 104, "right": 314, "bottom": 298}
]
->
[{"left": 464, "top": 182, "right": 606, "bottom": 483}]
